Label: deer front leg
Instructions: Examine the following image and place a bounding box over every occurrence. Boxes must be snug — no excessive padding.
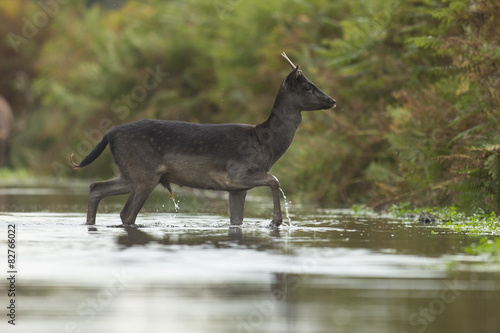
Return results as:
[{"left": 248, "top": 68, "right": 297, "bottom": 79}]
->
[
  {"left": 229, "top": 191, "right": 247, "bottom": 225},
  {"left": 267, "top": 175, "right": 283, "bottom": 227},
  {"left": 231, "top": 172, "right": 282, "bottom": 227}
]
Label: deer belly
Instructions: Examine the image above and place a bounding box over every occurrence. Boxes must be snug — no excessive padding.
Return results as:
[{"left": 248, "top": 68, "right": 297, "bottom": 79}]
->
[{"left": 161, "top": 158, "right": 249, "bottom": 191}]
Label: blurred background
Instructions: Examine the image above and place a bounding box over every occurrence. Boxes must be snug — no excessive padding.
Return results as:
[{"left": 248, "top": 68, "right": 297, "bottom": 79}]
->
[{"left": 0, "top": 0, "right": 499, "bottom": 211}]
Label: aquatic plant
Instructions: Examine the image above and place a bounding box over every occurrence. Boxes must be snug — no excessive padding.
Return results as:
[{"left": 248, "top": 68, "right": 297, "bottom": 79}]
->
[{"left": 465, "top": 238, "right": 500, "bottom": 262}]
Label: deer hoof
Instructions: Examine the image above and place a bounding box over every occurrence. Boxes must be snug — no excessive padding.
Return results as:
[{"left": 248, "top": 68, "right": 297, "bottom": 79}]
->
[{"left": 269, "top": 217, "right": 282, "bottom": 228}]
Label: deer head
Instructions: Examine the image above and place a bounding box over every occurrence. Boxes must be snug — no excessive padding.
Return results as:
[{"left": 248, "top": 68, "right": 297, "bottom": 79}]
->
[{"left": 279, "top": 52, "right": 336, "bottom": 112}]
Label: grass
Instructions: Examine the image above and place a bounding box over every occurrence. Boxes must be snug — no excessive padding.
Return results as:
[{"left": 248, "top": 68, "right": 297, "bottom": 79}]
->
[
  {"left": 0, "top": 167, "right": 89, "bottom": 189},
  {"left": 0, "top": 168, "right": 36, "bottom": 182},
  {"left": 465, "top": 238, "right": 500, "bottom": 261},
  {"left": 387, "top": 204, "right": 500, "bottom": 234},
  {"left": 385, "top": 203, "right": 500, "bottom": 263}
]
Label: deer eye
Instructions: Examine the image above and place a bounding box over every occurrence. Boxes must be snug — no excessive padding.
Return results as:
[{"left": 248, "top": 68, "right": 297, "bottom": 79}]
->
[{"left": 304, "top": 84, "right": 312, "bottom": 92}]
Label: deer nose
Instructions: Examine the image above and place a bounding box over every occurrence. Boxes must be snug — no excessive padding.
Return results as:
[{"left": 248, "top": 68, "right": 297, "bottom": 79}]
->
[{"left": 330, "top": 98, "right": 336, "bottom": 108}]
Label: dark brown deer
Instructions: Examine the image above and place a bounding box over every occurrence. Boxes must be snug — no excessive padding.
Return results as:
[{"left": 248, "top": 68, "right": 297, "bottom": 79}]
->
[{"left": 71, "top": 52, "right": 335, "bottom": 227}]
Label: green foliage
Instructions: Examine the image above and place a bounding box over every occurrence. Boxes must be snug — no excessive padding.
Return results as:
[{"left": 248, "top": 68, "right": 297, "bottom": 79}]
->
[
  {"left": 2, "top": 0, "right": 500, "bottom": 212},
  {"left": 321, "top": 0, "right": 500, "bottom": 209},
  {"left": 350, "top": 204, "right": 375, "bottom": 215},
  {"left": 0, "top": 167, "right": 34, "bottom": 182},
  {"left": 0, "top": 1, "right": 48, "bottom": 133},
  {"left": 465, "top": 238, "right": 500, "bottom": 261},
  {"left": 450, "top": 145, "right": 500, "bottom": 213},
  {"left": 389, "top": 203, "right": 500, "bottom": 238},
  {"left": 388, "top": 203, "right": 500, "bottom": 261}
]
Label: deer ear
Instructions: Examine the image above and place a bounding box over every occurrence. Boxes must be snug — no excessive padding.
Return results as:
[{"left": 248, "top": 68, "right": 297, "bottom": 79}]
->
[
  {"left": 294, "top": 65, "right": 301, "bottom": 78},
  {"left": 282, "top": 65, "right": 301, "bottom": 89}
]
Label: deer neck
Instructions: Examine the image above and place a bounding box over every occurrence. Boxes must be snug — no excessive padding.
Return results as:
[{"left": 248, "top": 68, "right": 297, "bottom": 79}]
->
[{"left": 255, "top": 102, "right": 302, "bottom": 163}]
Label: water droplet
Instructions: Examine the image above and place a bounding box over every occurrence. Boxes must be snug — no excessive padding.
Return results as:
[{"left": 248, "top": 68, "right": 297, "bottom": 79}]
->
[
  {"left": 168, "top": 190, "right": 180, "bottom": 212},
  {"left": 279, "top": 188, "right": 293, "bottom": 227},
  {"left": 173, "top": 199, "right": 180, "bottom": 212}
]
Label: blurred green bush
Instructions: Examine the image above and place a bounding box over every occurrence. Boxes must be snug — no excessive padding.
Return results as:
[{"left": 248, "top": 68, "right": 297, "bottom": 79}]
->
[{"left": 1, "top": 0, "right": 499, "bottom": 211}]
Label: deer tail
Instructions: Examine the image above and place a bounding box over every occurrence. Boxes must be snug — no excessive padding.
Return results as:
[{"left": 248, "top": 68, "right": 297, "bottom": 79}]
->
[{"left": 70, "top": 134, "right": 109, "bottom": 170}]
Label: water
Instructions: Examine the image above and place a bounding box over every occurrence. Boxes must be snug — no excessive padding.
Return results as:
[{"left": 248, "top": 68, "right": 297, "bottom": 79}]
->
[
  {"left": 169, "top": 189, "right": 181, "bottom": 212},
  {"left": 280, "top": 187, "right": 293, "bottom": 227},
  {"left": 1, "top": 184, "right": 500, "bottom": 333}
]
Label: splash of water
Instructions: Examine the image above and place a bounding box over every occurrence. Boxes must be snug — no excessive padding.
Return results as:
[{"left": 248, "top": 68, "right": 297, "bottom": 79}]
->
[
  {"left": 172, "top": 198, "right": 180, "bottom": 212},
  {"left": 168, "top": 190, "right": 180, "bottom": 212},
  {"left": 279, "top": 188, "right": 294, "bottom": 227}
]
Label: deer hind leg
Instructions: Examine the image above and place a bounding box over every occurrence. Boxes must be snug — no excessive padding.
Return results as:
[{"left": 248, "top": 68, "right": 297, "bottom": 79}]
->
[
  {"left": 229, "top": 191, "right": 247, "bottom": 225},
  {"left": 87, "top": 177, "right": 131, "bottom": 225},
  {"left": 120, "top": 177, "right": 160, "bottom": 225}
]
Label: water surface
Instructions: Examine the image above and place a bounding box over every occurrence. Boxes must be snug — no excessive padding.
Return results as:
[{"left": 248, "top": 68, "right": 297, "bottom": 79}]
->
[{"left": 0, "top": 185, "right": 499, "bottom": 333}]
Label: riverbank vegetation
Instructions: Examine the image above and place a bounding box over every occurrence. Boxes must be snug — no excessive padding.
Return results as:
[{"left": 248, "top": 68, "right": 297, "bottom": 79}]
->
[
  {"left": 389, "top": 203, "right": 500, "bottom": 261},
  {"left": 1, "top": 0, "right": 499, "bottom": 214}
]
